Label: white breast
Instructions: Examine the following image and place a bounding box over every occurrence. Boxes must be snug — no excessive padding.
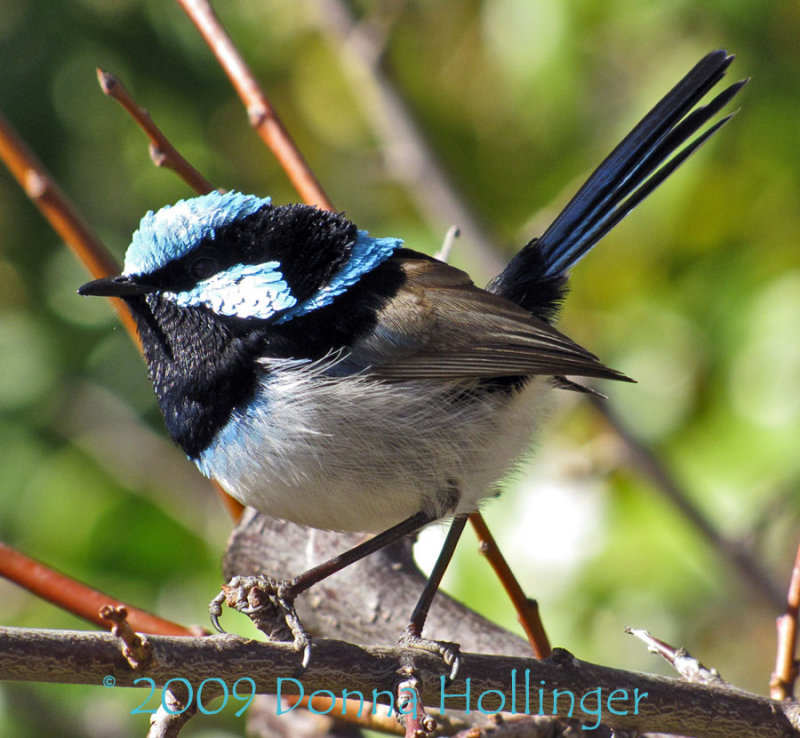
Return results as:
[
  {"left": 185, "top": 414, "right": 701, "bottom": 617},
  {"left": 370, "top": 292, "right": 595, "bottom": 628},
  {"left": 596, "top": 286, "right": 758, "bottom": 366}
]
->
[{"left": 197, "top": 357, "right": 551, "bottom": 532}]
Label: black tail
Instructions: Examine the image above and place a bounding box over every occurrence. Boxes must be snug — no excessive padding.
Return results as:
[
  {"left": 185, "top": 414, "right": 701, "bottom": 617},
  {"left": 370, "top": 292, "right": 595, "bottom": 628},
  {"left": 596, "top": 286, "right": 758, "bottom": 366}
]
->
[{"left": 489, "top": 49, "right": 746, "bottom": 319}]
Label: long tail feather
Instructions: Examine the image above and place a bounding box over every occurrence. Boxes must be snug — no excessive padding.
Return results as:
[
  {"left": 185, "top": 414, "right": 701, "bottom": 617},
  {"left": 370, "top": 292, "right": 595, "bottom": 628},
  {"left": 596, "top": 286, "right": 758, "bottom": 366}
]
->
[{"left": 490, "top": 50, "right": 746, "bottom": 316}]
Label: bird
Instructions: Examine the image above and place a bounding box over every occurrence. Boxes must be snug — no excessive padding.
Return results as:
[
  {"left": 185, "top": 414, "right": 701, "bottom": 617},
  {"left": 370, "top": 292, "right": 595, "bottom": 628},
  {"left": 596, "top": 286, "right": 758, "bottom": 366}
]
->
[{"left": 79, "top": 50, "right": 744, "bottom": 675}]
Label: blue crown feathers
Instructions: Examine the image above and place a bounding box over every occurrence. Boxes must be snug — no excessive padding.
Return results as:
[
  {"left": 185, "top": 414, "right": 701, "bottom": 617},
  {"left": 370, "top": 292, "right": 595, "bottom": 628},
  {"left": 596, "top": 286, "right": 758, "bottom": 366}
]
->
[{"left": 124, "top": 191, "right": 271, "bottom": 275}]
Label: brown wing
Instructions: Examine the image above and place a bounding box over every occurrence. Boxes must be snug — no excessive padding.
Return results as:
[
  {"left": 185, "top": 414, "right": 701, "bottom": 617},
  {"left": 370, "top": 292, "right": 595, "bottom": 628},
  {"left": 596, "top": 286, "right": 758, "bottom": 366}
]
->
[{"left": 348, "top": 257, "right": 631, "bottom": 384}]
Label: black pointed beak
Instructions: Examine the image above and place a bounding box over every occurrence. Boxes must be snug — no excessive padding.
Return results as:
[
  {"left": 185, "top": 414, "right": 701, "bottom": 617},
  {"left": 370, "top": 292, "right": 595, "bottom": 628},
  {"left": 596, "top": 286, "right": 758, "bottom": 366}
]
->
[{"left": 78, "top": 274, "right": 156, "bottom": 297}]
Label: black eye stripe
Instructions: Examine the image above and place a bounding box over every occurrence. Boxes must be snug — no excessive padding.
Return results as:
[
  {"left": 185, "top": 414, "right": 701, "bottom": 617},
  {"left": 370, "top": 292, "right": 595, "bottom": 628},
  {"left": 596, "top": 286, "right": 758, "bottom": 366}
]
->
[
  {"left": 137, "top": 204, "right": 359, "bottom": 298},
  {"left": 188, "top": 256, "right": 219, "bottom": 281}
]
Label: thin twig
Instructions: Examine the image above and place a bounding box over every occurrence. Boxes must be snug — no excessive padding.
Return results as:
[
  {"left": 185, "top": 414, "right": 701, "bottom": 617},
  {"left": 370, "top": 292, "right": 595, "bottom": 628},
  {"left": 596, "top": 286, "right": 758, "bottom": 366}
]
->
[
  {"left": 99, "top": 605, "right": 155, "bottom": 669},
  {"left": 174, "top": 0, "right": 333, "bottom": 210},
  {"left": 469, "top": 514, "right": 551, "bottom": 659},
  {"left": 626, "top": 627, "right": 726, "bottom": 686},
  {"left": 148, "top": 690, "right": 199, "bottom": 738},
  {"left": 397, "top": 675, "right": 435, "bottom": 737},
  {"left": 771, "top": 538, "right": 800, "bottom": 700},
  {"left": 96, "top": 68, "right": 214, "bottom": 195},
  {"left": 213, "top": 479, "right": 244, "bottom": 519},
  {"left": 0, "top": 543, "right": 196, "bottom": 636},
  {"left": 306, "top": 695, "right": 407, "bottom": 735},
  {"left": 0, "top": 112, "right": 137, "bottom": 340}
]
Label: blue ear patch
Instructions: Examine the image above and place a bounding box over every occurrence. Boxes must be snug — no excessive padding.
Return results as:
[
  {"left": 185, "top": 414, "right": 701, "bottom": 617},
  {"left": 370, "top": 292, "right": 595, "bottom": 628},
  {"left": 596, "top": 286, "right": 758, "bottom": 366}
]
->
[
  {"left": 124, "top": 191, "right": 271, "bottom": 275},
  {"left": 275, "top": 231, "right": 401, "bottom": 322},
  {"left": 165, "top": 261, "right": 297, "bottom": 320}
]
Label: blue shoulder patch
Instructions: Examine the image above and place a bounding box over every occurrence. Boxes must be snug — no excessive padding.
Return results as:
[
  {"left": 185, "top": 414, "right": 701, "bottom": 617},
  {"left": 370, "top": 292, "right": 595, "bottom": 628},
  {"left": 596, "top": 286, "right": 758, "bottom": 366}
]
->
[
  {"left": 275, "top": 231, "right": 402, "bottom": 322},
  {"left": 124, "top": 191, "right": 271, "bottom": 275},
  {"left": 165, "top": 261, "right": 297, "bottom": 320}
]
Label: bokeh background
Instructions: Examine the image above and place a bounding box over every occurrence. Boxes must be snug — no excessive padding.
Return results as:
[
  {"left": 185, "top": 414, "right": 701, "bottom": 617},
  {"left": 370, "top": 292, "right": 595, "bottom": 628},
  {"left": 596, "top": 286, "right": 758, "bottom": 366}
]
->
[{"left": 1, "top": 1, "right": 799, "bottom": 735}]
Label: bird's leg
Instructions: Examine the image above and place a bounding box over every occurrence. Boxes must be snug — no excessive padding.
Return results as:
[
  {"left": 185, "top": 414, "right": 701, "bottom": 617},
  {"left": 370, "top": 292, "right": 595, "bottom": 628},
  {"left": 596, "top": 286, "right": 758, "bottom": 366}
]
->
[
  {"left": 398, "top": 513, "right": 469, "bottom": 682},
  {"left": 210, "top": 510, "right": 435, "bottom": 669}
]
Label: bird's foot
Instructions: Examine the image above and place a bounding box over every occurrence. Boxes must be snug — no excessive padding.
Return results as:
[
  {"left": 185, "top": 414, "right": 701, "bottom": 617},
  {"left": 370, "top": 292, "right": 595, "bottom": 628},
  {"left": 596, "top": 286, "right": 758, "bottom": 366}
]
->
[
  {"left": 398, "top": 626, "right": 462, "bottom": 683},
  {"left": 209, "top": 575, "right": 312, "bottom": 671}
]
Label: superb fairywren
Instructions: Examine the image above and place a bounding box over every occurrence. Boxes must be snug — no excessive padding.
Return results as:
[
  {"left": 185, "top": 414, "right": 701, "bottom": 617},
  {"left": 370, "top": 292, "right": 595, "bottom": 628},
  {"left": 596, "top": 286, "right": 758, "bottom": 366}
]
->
[{"left": 79, "top": 51, "right": 744, "bottom": 671}]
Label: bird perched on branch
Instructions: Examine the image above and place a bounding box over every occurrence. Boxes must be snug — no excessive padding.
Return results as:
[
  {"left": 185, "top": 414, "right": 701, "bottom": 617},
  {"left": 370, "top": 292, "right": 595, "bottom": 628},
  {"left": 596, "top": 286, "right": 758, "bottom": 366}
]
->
[{"left": 80, "top": 50, "right": 745, "bottom": 675}]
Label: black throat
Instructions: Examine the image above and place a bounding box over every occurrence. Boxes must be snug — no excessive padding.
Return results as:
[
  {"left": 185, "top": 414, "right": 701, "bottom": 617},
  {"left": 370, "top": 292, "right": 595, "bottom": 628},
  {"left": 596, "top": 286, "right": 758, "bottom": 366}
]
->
[
  {"left": 124, "top": 254, "right": 409, "bottom": 459},
  {"left": 126, "top": 293, "right": 268, "bottom": 459}
]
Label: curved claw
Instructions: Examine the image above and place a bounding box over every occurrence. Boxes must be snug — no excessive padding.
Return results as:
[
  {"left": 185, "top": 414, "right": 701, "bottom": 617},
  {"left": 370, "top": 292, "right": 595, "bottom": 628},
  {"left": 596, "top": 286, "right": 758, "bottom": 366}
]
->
[
  {"left": 441, "top": 645, "right": 461, "bottom": 684},
  {"left": 209, "top": 610, "right": 225, "bottom": 633},
  {"left": 398, "top": 631, "right": 463, "bottom": 683},
  {"left": 208, "top": 592, "right": 227, "bottom": 633},
  {"left": 298, "top": 639, "right": 312, "bottom": 674}
]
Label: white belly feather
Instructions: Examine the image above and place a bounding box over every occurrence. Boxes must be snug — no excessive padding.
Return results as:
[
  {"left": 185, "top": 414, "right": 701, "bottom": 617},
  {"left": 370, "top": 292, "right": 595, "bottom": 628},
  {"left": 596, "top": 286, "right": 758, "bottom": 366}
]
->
[{"left": 197, "top": 358, "right": 551, "bottom": 532}]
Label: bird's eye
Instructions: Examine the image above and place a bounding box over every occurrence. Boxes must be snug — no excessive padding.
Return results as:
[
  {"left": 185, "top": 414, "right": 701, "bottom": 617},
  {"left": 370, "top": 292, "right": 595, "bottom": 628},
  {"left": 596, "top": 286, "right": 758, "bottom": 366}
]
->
[{"left": 188, "top": 256, "right": 218, "bottom": 281}]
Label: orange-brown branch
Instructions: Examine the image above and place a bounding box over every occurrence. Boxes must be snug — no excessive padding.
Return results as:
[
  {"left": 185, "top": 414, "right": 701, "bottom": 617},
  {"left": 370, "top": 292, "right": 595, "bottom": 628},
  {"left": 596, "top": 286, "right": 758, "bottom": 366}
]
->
[
  {"left": 0, "top": 113, "right": 137, "bottom": 342},
  {"left": 469, "top": 512, "right": 551, "bottom": 658},
  {"left": 0, "top": 543, "right": 195, "bottom": 637},
  {"left": 96, "top": 68, "right": 215, "bottom": 196},
  {"left": 175, "top": 0, "right": 334, "bottom": 211},
  {"left": 771, "top": 538, "right": 800, "bottom": 699}
]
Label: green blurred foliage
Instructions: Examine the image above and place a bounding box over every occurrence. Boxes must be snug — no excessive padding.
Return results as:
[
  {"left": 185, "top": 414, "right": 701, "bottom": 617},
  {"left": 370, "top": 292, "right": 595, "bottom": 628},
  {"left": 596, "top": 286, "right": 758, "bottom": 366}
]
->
[{"left": 1, "top": 0, "right": 799, "bottom": 734}]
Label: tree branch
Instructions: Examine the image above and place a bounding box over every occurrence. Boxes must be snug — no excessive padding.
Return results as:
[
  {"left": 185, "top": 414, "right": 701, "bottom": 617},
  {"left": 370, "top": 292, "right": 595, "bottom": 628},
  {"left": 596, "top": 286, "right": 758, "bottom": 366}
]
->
[
  {"left": 772, "top": 537, "right": 800, "bottom": 700},
  {"left": 0, "top": 544, "right": 194, "bottom": 637},
  {"left": 174, "top": 0, "right": 333, "bottom": 210},
  {"left": 1, "top": 627, "right": 798, "bottom": 737},
  {"left": 0, "top": 112, "right": 137, "bottom": 340},
  {"left": 468, "top": 513, "right": 551, "bottom": 659},
  {"left": 96, "top": 68, "right": 214, "bottom": 195}
]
